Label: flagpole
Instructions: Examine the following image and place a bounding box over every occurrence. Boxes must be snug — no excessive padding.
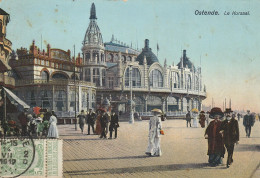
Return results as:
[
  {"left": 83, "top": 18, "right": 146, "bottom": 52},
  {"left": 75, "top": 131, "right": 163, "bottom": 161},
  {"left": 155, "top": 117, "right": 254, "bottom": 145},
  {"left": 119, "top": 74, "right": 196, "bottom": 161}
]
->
[{"left": 74, "top": 45, "right": 77, "bottom": 131}]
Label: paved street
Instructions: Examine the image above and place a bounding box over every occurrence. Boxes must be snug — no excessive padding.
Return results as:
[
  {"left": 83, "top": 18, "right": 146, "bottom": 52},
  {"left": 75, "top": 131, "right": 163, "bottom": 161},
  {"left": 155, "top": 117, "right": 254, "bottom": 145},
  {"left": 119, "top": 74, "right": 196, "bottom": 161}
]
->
[{"left": 59, "top": 119, "right": 260, "bottom": 178}]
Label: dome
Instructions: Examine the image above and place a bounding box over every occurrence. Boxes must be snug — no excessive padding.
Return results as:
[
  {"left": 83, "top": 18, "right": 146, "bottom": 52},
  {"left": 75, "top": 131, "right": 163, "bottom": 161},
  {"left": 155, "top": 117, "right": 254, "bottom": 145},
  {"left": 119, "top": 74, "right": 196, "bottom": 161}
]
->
[
  {"left": 136, "top": 39, "right": 159, "bottom": 65},
  {"left": 177, "top": 50, "right": 196, "bottom": 71},
  {"left": 82, "top": 3, "right": 103, "bottom": 46}
]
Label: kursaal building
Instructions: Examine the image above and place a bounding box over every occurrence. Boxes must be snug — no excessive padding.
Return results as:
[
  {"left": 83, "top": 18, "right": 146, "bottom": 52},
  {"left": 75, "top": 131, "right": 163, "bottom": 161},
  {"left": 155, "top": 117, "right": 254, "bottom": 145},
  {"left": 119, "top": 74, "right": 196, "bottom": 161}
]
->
[{"left": 7, "top": 3, "right": 207, "bottom": 117}]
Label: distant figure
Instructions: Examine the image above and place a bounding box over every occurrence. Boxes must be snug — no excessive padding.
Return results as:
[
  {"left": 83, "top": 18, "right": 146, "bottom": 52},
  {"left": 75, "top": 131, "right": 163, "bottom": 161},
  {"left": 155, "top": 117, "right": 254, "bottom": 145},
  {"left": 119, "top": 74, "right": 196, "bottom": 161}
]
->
[
  {"left": 243, "top": 110, "right": 255, "bottom": 138},
  {"left": 100, "top": 109, "right": 109, "bottom": 139},
  {"left": 145, "top": 108, "right": 162, "bottom": 157},
  {"left": 199, "top": 111, "right": 206, "bottom": 128},
  {"left": 47, "top": 111, "right": 59, "bottom": 138},
  {"left": 221, "top": 108, "right": 239, "bottom": 168},
  {"left": 95, "top": 110, "right": 102, "bottom": 135},
  {"left": 18, "top": 110, "right": 28, "bottom": 136},
  {"left": 109, "top": 110, "right": 119, "bottom": 139},
  {"left": 237, "top": 113, "right": 241, "bottom": 121},
  {"left": 186, "top": 111, "right": 192, "bottom": 127},
  {"left": 205, "top": 111, "right": 210, "bottom": 126},
  {"left": 191, "top": 108, "right": 199, "bottom": 128},
  {"left": 77, "top": 110, "right": 86, "bottom": 134},
  {"left": 87, "top": 109, "right": 96, "bottom": 135},
  {"left": 205, "top": 107, "right": 225, "bottom": 167}
]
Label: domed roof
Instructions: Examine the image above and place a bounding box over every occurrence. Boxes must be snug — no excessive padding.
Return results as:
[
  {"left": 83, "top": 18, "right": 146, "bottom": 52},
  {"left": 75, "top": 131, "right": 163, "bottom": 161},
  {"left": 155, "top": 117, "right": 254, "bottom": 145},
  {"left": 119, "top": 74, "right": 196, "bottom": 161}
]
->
[
  {"left": 177, "top": 50, "right": 196, "bottom": 71},
  {"left": 136, "top": 39, "right": 159, "bottom": 65}
]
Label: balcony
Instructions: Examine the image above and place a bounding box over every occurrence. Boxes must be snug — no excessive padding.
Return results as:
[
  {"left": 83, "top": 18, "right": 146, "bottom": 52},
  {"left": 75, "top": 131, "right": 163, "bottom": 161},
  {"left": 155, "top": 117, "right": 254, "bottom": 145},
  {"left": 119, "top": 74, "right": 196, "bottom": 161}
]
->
[
  {"left": 0, "top": 36, "right": 12, "bottom": 52},
  {"left": 15, "top": 79, "right": 96, "bottom": 88},
  {"left": 0, "top": 73, "right": 15, "bottom": 88}
]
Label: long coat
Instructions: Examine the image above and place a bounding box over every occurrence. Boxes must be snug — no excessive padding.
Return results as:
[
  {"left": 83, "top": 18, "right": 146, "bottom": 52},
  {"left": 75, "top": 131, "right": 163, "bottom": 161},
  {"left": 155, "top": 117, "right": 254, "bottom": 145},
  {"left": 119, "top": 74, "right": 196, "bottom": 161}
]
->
[
  {"left": 109, "top": 114, "right": 119, "bottom": 131},
  {"left": 87, "top": 112, "right": 96, "bottom": 125},
  {"left": 205, "top": 120, "right": 225, "bottom": 156},
  {"left": 221, "top": 118, "right": 239, "bottom": 145},
  {"left": 243, "top": 114, "right": 255, "bottom": 127}
]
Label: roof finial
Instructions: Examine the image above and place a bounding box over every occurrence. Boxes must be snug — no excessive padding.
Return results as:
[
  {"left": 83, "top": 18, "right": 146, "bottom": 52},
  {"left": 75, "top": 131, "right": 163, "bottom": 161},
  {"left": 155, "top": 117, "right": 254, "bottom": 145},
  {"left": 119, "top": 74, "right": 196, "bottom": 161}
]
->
[
  {"left": 90, "top": 3, "right": 97, "bottom": 19},
  {"left": 111, "top": 34, "right": 114, "bottom": 42}
]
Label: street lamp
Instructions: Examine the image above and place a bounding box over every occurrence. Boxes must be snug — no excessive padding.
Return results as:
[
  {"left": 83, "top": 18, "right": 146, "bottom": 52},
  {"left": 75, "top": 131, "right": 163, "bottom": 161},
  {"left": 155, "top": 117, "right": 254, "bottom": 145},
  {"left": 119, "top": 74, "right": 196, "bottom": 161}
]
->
[
  {"left": 129, "top": 64, "right": 134, "bottom": 124},
  {"left": 73, "top": 45, "right": 77, "bottom": 131}
]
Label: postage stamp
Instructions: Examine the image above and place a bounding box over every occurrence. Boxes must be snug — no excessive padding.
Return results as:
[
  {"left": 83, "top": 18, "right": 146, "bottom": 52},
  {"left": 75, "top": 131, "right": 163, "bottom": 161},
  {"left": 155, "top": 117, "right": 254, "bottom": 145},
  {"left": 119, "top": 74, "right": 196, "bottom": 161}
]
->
[{"left": 0, "top": 138, "right": 62, "bottom": 178}]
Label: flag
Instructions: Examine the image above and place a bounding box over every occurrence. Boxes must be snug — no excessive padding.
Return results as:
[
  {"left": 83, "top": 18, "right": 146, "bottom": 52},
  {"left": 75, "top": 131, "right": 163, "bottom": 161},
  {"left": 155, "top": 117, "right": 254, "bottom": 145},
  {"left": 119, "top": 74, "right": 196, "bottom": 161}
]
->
[{"left": 157, "top": 43, "right": 159, "bottom": 51}]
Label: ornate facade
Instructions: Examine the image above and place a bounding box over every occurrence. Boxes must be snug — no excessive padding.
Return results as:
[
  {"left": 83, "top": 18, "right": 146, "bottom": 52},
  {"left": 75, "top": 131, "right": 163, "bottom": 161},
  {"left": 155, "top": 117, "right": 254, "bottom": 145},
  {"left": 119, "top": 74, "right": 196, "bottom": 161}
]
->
[{"left": 5, "top": 3, "right": 207, "bottom": 117}]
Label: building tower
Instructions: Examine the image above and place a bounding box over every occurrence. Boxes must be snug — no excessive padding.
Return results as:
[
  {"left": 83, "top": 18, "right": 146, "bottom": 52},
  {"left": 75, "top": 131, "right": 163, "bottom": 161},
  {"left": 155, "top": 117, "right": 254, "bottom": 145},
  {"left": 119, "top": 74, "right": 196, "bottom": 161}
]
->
[{"left": 81, "top": 3, "right": 106, "bottom": 88}]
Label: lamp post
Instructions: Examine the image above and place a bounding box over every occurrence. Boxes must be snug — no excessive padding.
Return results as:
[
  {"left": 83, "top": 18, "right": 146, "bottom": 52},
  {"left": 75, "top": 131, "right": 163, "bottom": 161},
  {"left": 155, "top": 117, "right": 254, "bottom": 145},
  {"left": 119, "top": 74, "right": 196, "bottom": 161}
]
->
[
  {"left": 74, "top": 45, "right": 77, "bottom": 131},
  {"left": 129, "top": 64, "right": 134, "bottom": 124}
]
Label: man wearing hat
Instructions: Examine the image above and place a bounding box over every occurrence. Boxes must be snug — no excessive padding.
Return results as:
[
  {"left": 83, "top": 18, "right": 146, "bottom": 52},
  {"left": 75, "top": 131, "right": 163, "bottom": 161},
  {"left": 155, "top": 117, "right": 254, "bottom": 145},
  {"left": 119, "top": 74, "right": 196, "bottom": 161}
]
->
[
  {"left": 205, "top": 107, "right": 225, "bottom": 167},
  {"left": 145, "top": 108, "right": 163, "bottom": 157},
  {"left": 100, "top": 108, "right": 109, "bottom": 139},
  {"left": 109, "top": 110, "right": 119, "bottom": 139},
  {"left": 243, "top": 110, "right": 255, "bottom": 138},
  {"left": 221, "top": 108, "right": 239, "bottom": 168},
  {"left": 86, "top": 108, "right": 96, "bottom": 135},
  {"left": 77, "top": 110, "right": 86, "bottom": 134}
]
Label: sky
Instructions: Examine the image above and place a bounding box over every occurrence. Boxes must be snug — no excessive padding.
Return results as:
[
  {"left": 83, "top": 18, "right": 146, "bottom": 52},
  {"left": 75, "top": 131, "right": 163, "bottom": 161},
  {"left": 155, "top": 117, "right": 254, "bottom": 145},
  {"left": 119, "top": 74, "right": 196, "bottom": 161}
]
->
[{"left": 1, "top": 0, "right": 260, "bottom": 113}]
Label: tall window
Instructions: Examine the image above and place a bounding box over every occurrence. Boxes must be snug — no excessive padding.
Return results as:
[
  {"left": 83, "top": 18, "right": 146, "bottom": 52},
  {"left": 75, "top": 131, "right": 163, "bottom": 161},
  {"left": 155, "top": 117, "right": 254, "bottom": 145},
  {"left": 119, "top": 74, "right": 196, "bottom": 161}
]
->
[
  {"left": 149, "top": 69, "right": 163, "bottom": 88},
  {"left": 93, "top": 68, "right": 100, "bottom": 86},
  {"left": 125, "top": 67, "right": 141, "bottom": 87},
  {"left": 41, "top": 71, "right": 49, "bottom": 81},
  {"left": 85, "top": 68, "right": 91, "bottom": 82},
  {"left": 174, "top": 72, "right": 179, "bottom": 88},
  {"left": 102, "top": 69, "right": 106, "bottom": 87}
]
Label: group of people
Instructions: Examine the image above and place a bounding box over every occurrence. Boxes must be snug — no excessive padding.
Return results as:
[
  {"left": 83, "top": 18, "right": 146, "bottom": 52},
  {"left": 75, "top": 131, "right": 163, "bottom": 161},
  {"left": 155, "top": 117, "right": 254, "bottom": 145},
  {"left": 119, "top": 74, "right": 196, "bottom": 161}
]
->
[
  {"left": 204, "top": 107, "right": 243, "bottom": 168},
  {"left": 17, "top": 109, "right": 59, "bottom": 138},
  {"left": 186, "top": 109, "right": 209, "bottom": 128},
  {"left": 77, "top": 108, "right": 119, "bottom": 139}
]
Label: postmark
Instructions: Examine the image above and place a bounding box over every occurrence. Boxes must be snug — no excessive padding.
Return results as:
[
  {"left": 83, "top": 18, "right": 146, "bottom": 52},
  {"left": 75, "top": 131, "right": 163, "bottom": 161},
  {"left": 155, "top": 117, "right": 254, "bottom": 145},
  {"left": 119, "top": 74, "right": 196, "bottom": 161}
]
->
[{"left": 0, "top": 136, "right": 36, "bottom": 178}]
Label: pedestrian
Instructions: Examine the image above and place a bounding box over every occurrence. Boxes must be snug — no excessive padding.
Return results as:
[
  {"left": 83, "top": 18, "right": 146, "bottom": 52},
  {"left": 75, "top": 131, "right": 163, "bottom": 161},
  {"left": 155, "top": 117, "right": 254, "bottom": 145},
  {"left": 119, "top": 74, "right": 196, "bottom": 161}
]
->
[
  {"left": 47, "top": 111, "right": 59, "bottom": 139},
  {"left": 35, "top": 115, "right": 43, "bottom": 138},
  {"left": 86, "top": 108, "right": 96, "bottom": 135},
  {"left": 221, "top": 108, "right": 239, "bottom": 168},
  {"left": 199, "top": 111, "right": 206, "bottom": 128},
  {"left": 191, "top": 108, "right": 199, "bottom": 128},
  {"left": 109, "top": 110, "right": 119, "bottom": 139},
  {"left": 186, "top": 111, "right": 192, "bottom": 127},
  {"left": 18, "top": 109, "right": 28, "bottom": 136},
  {"left": 145, "top": 108, "right": 163, "bottom": 157},
  {"left": 237, "top": 113, "right": 241, "bottom": 121},
  {"left": 204, "top": 107, "right": 225, "bottom": 167},
  {"left": 100, "top": 109, "right": 109, "bottom": 139},
  {"left": 243, "top": 110, "right": 255, "bottom": 138},
  {"left": 95, "top": 110, "right": 102, "bottom": 135},
  {"left": 77, "top": 110, "right": 86, "bottom": 134}
]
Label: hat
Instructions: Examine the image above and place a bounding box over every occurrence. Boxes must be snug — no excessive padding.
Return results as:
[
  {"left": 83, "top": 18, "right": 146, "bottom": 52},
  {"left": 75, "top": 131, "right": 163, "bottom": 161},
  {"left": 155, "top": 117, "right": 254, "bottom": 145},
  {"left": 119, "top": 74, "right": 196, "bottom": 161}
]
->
[
  {"left": 81, "top": 110, "right": 84, "bottom": 113},
  {"left": 247, "top": 110, "right": 250, "bottom": 113},
  {"left": 151, "top": 108, "right": 162, "bottom": 114},
  {"left": 224, "top": 108, "right": 233, "bottom": 113},
  {"left": 89, "top": 108, "right": 92, "bottom": 110},
  {"left": 191, "top": 108, "right": 199, "bottom": 113},
  {"left": 200, "top": 111, "right": 205, "bottom": 113},
  {"left": 209, "top": 107, "right": 224, "bottom": 118}
]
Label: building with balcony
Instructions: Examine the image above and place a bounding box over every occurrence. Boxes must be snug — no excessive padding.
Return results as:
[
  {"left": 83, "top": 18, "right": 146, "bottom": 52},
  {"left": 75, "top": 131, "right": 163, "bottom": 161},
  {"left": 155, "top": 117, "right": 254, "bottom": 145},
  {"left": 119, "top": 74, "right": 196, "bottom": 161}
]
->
[
  {"left": 5, "top": 3, "right": 207, "bottom": 118},
  {"left": 0, "top": 8, "right": 15, "bottom": 89}
]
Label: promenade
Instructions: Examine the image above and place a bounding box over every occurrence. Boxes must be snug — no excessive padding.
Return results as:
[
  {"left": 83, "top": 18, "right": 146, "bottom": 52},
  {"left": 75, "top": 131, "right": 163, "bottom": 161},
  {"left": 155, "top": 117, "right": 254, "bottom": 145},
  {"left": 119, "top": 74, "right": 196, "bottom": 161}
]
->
[{"left": 60, "top": 119, "right": 260, "bottom": 178}]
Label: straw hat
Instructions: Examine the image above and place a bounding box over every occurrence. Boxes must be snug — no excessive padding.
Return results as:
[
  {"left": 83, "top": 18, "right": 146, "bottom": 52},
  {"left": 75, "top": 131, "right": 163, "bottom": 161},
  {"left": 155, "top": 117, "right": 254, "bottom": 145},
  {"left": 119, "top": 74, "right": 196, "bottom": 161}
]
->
[
  {"left": 151, "top": 108, "right": 162, "bottom": 114},
  {"left": 191, "top": 108, "right": 199, "bottom": 113}
]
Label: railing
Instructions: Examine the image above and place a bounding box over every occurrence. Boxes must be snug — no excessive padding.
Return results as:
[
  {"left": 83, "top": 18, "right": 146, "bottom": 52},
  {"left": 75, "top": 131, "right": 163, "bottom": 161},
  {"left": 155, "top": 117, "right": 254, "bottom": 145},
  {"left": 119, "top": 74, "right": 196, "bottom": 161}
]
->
[
  {"left": 140, "top": 111, "right": 186, "bottom": 117},
  {"left": 0, "top": 36, "right": 12, "bottom": 51},
  {"left": 0, "top": 73, "right": 15, "bottom": 87},
  {"left": 16, "top": 79, "right": 96, "bottom": 87}
]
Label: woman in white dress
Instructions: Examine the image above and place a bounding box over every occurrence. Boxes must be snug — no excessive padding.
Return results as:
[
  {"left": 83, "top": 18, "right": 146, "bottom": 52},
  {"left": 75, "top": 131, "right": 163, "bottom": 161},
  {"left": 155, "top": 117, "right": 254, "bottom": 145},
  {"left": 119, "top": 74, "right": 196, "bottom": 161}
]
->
[
  {"left": 47, "top": 111, "right": 59, "bottom": 138},
  {"left": 191, "top": 108, "right": 199, "bottom": 128},
  {"left": 145, "top": 108, "right": 162, "bottom": 157}
]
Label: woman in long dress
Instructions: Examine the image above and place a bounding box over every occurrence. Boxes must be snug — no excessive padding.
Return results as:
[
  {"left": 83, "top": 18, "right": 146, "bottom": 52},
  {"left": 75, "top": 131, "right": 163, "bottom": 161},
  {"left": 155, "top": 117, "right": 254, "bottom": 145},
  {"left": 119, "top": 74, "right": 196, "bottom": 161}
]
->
[
  {"left": 47, "top": 111, "right": 59, "bottom": 138},
  {"left": 95, "top": 110, "right": 102, "bottom": 135},
  {"left": 191, "top": 108, "right": 199, "bottom": 128},
  {"left": 145, "top": 108, "right": 162, "bottom": 157}
]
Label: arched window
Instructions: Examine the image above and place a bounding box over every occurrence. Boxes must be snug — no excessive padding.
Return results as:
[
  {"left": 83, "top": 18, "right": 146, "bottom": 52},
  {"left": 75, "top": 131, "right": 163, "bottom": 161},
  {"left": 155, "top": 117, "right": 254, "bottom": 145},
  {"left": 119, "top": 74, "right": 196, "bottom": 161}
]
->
[
  {"left": 41, "top": 71, "right": 49, "bottom": 81},
  {"left": 52, "top": 73, "right": 68, "bottom": 79},
  {"left": 174, "top": 72, "right": 179, "bottom": 88},
  {"left": 125, "top": 67, "right": 141, "bottom": 87},
  {"left": 149, "top": 69, "right": 163, "bottom": 88}
]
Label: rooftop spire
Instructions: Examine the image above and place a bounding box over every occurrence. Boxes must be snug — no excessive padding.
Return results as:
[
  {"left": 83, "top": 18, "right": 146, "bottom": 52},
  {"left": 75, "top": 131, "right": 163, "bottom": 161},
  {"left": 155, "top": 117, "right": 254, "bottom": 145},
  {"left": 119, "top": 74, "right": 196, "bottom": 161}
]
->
[{"left": 90, "top": 3, "right": 97, "bottom": 20}]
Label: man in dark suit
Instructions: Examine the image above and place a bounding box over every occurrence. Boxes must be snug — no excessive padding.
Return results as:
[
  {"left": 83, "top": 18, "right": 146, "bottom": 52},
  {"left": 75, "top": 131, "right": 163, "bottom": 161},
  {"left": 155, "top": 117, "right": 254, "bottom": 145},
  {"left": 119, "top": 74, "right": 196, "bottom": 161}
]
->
[
  {"left": 221, "top": 108, "right": 239, "bottom": 168},
  {"left": 243, "top": 110, "right": 255, "bottom": 138},
  {"left": 109, "top": 110, "right": 119, "bottom": 139},
  {"left": 186, "top": 111, "right": 192, "bottom": 127},
  {"left": 86, "top": 108, "right": 96, "bottom": 135}
]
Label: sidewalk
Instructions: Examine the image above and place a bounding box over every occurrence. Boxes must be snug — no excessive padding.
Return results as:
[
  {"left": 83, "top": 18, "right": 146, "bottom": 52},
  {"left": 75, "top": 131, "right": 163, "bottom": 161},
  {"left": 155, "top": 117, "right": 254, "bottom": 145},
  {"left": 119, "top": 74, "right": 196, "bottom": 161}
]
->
[{"left": 59, "top": 119, "right": 260, "bottom": 178}]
